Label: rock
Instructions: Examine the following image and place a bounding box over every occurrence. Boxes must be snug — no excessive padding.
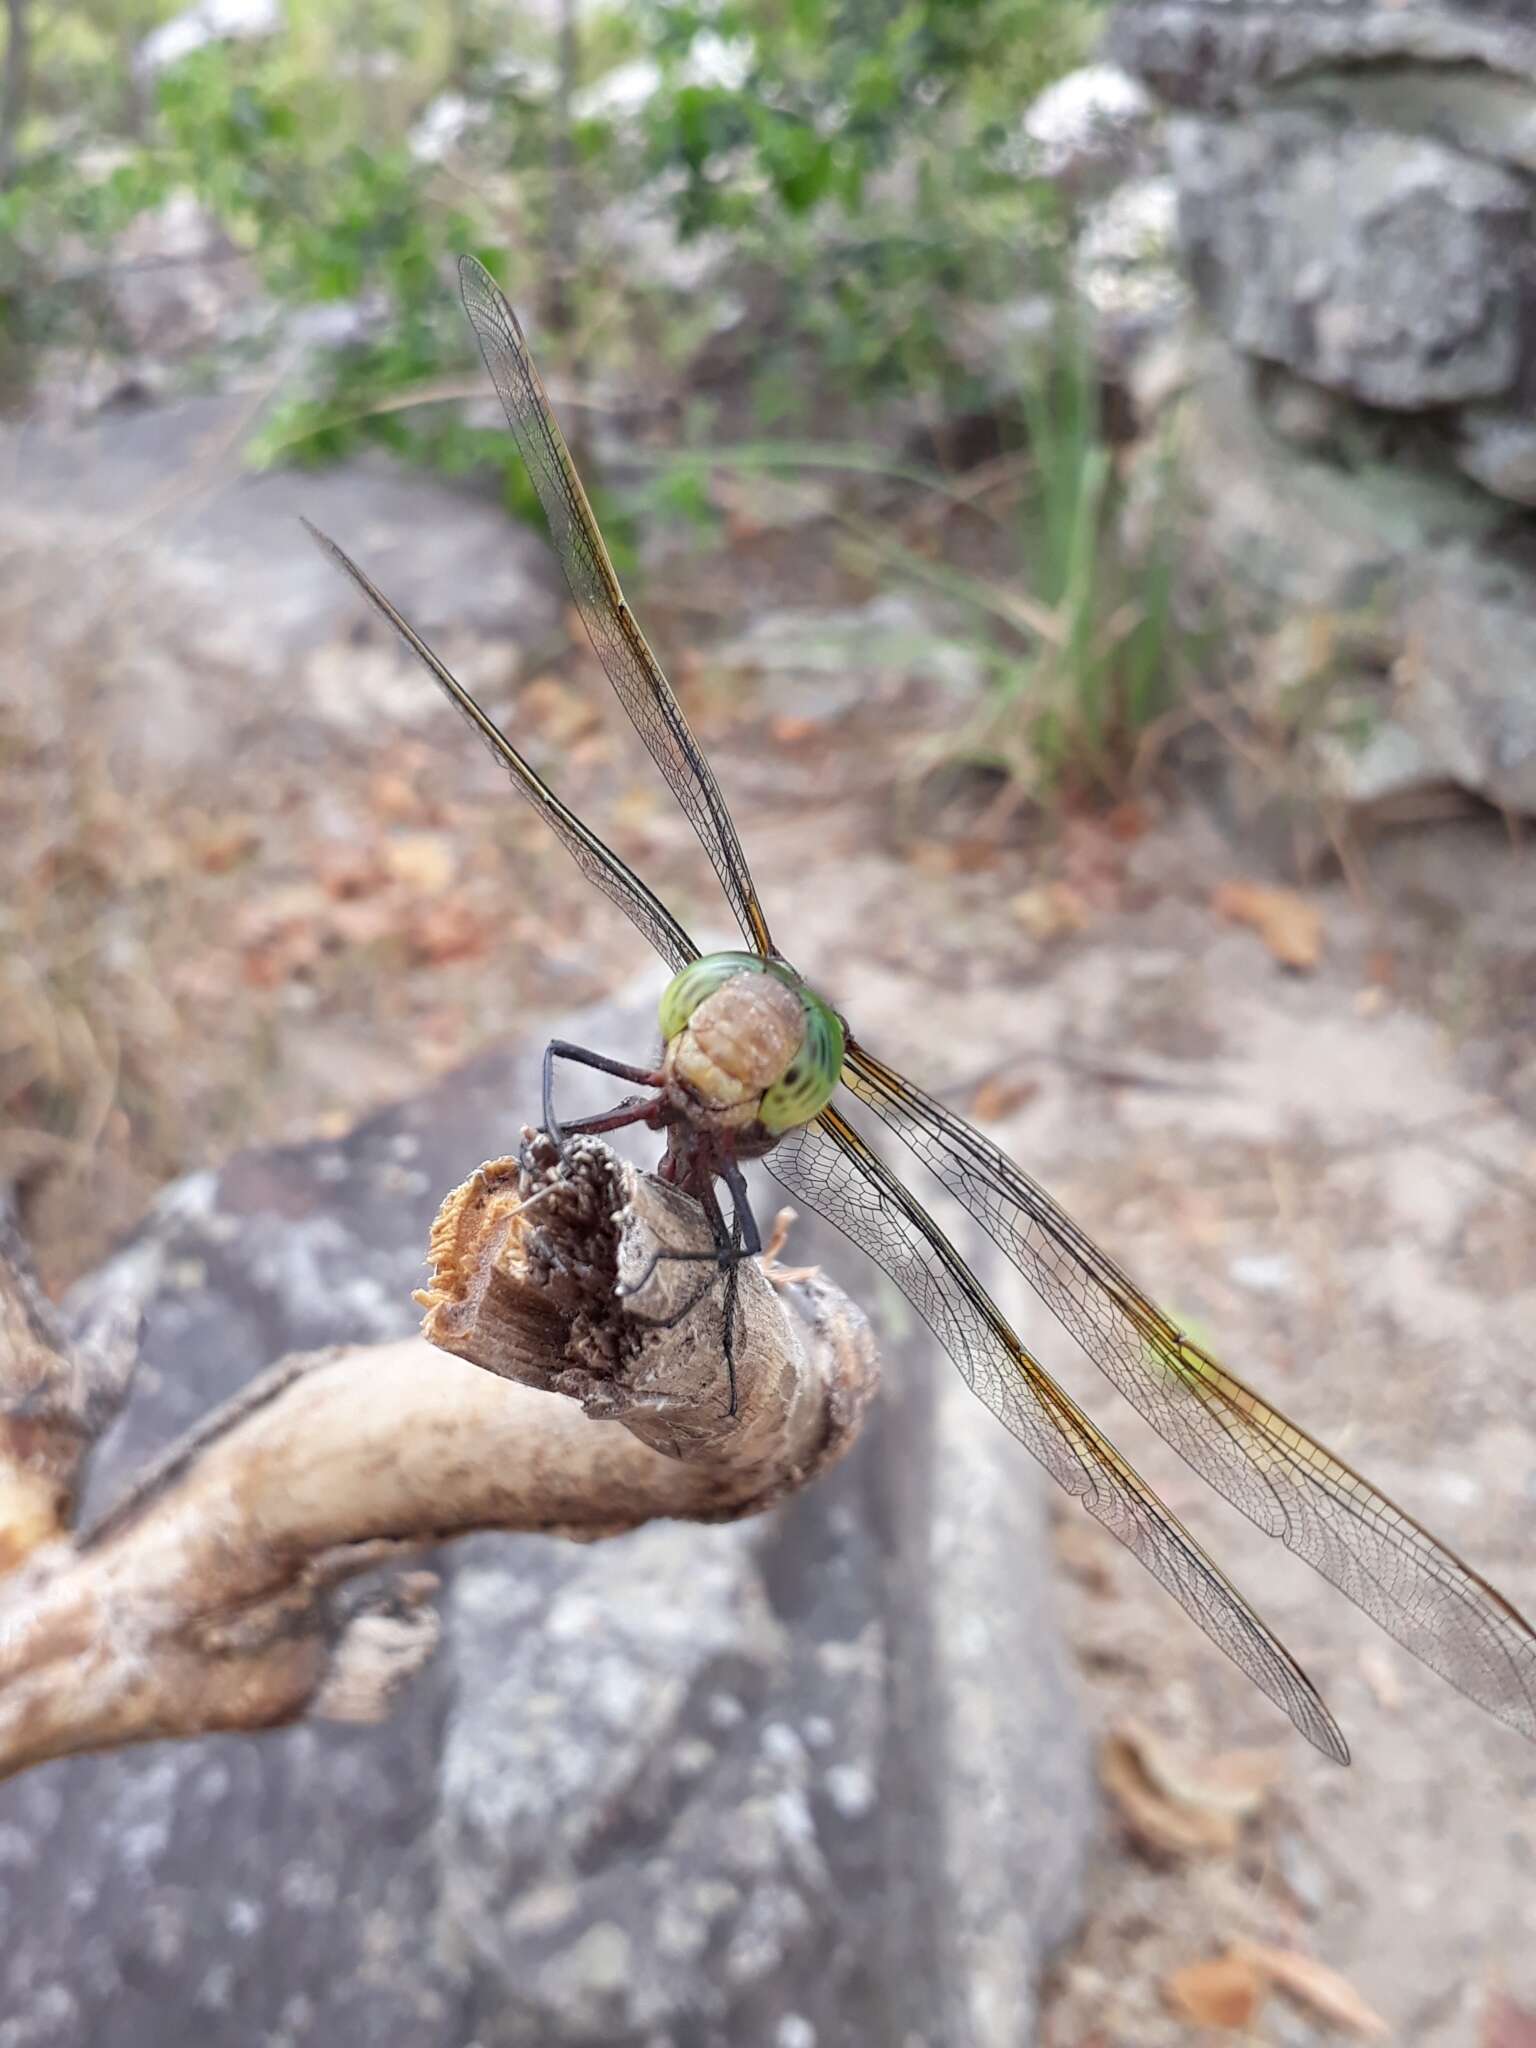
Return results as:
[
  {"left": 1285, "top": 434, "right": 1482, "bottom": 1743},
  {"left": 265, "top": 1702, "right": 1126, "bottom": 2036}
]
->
[
  {"left": 1455, "top": 410, "right": 1536, "bottom": 507},
  {"left": 1108, "top": 2, "right": 1536, "bottom": 112},
  {"left": 1166, "top": 111, "right": 1529, "bottom": 409},
  {"left": 1399, "top": 545, "right": 1536, "bottom": 815},
  {"left": 1014, "top": 63, "right": 1159, "bottom": 194},
  {"left": 0, "top": 986, "right": 1094, "bottom": 2046},
  {"left": 1133, "top": 338, "right": 1536, "bottom": 812},
  {"left": 0, "top": 396, "right": 563, "bottom": 778},
  {"left": 1074, "top": 173, "right": 1186, "bottom": 329},
  {"left": 100, "top": 193, "right": 247, "bottom": 360},
  {"left": 1314, "top": 716, "right": 1443, "bottom": 812},
  {"left": 714, "top": 593, "right": 989, "bottom": 716},
  {"left": 1273, "top": 61, "right": 1536, "bottom": 180},
  {"left": 1110, "top": 0, "right": 1536, "bottom": 813}
]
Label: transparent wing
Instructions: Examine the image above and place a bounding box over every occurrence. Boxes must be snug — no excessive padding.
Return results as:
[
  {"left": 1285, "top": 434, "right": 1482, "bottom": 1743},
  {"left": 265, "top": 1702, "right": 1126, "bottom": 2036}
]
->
[
  {"left": 458, "top": 256, "right": 775, "bottom": 959},
  {"left": 766, "top": 1106, "right": 1349, "bottom": 1762},
  {"left": 304, "top": 519, "right": 699, "bottom": 975},
  {"left": 841, "top": 1038, "right": 1536, "bottom": 1742}
]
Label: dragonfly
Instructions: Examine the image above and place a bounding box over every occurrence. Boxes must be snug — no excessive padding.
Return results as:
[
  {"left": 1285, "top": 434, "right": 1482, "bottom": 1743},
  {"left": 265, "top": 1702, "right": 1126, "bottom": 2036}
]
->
[{"left": 306, "top": 254, "right": 1536, "bottom": 1766}]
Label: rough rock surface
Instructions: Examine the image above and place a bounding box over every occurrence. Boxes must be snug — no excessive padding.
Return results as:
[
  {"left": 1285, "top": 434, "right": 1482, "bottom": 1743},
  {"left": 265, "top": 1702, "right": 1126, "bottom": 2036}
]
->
[
  {"left": 0, "top": 987, "right": 1094, "bottom": 2048},
  {"left": 1127, "top": 339, "right": 1536, "bottom": 817},
  {"left": 1016, "top": 63, "right": 1158, "bottom": 195},
  {"left": 1109, "top": 0, "right": 1536, "bottom": 815},
  {"left": 1166, "top": 112, "right": 1530, "bottom": 410},
  {"left": 1, "top": 396, "right": 563, "bottom": 760},
  {"left": 1110, "top": 1, "right": 1536, "bottom": 107}
]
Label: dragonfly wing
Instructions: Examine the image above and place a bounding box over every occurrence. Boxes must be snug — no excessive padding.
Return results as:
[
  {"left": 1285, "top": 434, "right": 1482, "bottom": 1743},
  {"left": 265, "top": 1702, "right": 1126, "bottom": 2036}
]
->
[
  {"left": 765, "top": 1106, "right": 1348, "bottom": 1762},
  {"left": 842, "top": 1038, "right": 1536, "bottom": 1742},
  {"left": 304, "top": 520, "right": 699, "bottom": 975},
  {"left": 457, "top": 257, "right": 775, "bottom": 960}
]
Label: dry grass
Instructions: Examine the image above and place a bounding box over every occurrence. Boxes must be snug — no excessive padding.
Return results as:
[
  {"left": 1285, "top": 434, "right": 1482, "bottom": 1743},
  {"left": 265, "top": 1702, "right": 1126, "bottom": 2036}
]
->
[{"left": 0, "top": 544, "right": 663, "bottom": 1292}]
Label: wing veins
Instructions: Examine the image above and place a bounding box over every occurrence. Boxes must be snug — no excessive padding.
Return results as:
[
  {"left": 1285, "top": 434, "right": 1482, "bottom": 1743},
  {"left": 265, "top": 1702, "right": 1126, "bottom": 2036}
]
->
[
  {"left": 303, "top": 519, "right": 699, "bottom": 975},
  {"left": 766, "top": 1105, "right": 1348, "bottom": 1762},
  {"left": 841, "top": 1038, "right": 1536, "bottom": 1737},
  {"left": 457, "top": 257, "right": 774, "bottom": 958}
]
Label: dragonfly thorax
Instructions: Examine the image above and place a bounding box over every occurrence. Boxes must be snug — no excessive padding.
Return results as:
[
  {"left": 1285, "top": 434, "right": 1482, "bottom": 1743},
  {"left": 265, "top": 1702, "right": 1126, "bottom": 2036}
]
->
[{"left": 658, "top": 951, "right": 844, "bottom": 1139}]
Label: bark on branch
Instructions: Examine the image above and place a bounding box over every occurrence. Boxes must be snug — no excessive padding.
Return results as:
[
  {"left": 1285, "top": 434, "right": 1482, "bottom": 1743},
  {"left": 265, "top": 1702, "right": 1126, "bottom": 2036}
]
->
[{"left": 0, "top": 1138, "right": 877, "bottom": 1781}]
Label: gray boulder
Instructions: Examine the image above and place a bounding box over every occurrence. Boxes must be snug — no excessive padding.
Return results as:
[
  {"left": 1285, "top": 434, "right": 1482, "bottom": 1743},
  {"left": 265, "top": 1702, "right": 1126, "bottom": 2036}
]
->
[
  {"left": 1166, "top": 112, "right": 1530, "bottom": 410},
  {"left": 1111, "top": 0, "right": 1536, "bottom": 816},
  {"left": 1109, "top": 2, "right": 1536, "bottom": 111}
]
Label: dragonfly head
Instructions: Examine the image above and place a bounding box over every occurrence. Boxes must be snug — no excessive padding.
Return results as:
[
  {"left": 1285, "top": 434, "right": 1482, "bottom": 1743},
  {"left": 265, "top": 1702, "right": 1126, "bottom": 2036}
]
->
[{"left": 659, "top": 951, "right": 844, "bottom": 1134}]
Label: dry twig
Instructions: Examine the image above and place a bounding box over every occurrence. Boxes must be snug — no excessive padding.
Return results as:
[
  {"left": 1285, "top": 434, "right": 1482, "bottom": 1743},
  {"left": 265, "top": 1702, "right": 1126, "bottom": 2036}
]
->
[{"left": 0, "top": 1138, "right": 876, "bottom": 1780}]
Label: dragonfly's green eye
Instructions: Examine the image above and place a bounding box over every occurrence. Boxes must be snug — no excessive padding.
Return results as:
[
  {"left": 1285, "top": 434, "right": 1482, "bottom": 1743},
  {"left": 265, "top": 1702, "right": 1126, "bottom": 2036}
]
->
[
  {"left": 658, "top": 951, "right": 771, "bottom": 1041},
  {"left": 760, "top": 988, "right": 844, "bottom": 1133}
]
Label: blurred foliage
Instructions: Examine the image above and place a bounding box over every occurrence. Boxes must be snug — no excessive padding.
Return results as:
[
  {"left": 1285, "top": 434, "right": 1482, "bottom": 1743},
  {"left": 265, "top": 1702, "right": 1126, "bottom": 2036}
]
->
[
  {"left": 639, "top": 0, "right": 1102, "bottom": 408},
  {"left": 1, "top": 0, "right": 1165, "bottom": 794},
  {"left": 0, "top": 0, "right": 1104, "bottom": 429},
  {"left": 1006, "top": 317, "right": 1184, "bottom": 793},
  {"left": 640, "top": 308, "right": 1189, "bottom": 799},
  {"left": 832, "top": 310, "right": 1189, "bottom": 797},
  {"left": 0, "top": 1, "right": 526, "bottom": 485}
]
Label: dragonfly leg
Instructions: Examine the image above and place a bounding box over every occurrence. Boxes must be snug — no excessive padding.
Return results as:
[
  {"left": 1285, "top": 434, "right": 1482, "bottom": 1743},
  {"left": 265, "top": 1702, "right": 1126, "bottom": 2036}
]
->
[
  {"left": 542, "top": 1038, "right": 665, "bottom": 1149},
  {"left": 557, "top": 1100, "right": 658, "bottom": 1139},
  {"left": 719, "top": 1156, "right": 763, "bottom": 1258}
]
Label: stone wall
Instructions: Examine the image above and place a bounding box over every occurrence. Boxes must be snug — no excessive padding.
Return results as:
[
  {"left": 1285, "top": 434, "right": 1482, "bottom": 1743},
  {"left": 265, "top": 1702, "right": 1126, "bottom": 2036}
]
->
[{"left": 1107, "top": 0, "right": 1536, "bottom": 819}]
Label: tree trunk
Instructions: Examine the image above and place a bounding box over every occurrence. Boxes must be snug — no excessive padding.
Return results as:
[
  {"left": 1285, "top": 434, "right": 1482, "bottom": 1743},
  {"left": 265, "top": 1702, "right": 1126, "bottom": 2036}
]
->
[{"left": 0, "top": 0, "right": 31, "bottom": 191}]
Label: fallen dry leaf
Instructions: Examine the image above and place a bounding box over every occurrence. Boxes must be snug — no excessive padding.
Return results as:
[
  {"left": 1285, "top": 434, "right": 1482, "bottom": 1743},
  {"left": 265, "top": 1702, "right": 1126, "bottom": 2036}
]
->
[
  {"left": 908, "top": 838, "right": 964, "bottom": 878},
  {"left": 1122, "top": 1712, "right": 1286, "bottom": 1826},
  {"left": 241, "top": 927, "right": 323, "bottom": 990},
  {"left": 383, "top": 831, "right": 458, "bottom": 895},
  {"left": 312, "top": 842, "right": 389, "bottom": 902},
  {"left": 770, "top": 714, "right": 819, "bottom": 746},
  {"left": 1365, "top": 945, "right": 1397, "bottom": 989},
  {"left": 1163, "top": 1955, "right": 1267, "bottom": 2029},
  {"left": 1100, "top": 1727, "right": 1242, "bottom": 1856},
  {"left": 405, "top": 898, "right": 491, "bottom": 967},
  {"left": 1232, "top": 1939, "right": 1390, "bottom": 2040},
  {"left": 1212, "top": 880, "right": 1324, "bottom": 972},
  {"left": 1484, "top": 1991, "right": 1536, "bottom": 2048},
  {"left": 236, "top": 883, "right": 332, "bottom": 987},
  {"left": 1117, "top": 1718, "right": 1286, "bottom": 1822},
  {"left": 368, "top": 767, "right": 428, "bottom": 824},
  {"left": 1104, "top": 798, "right": 1152, "bottom": 842},
  {"left": 328, "top": 896, "right": 403, "bottom": 950},
  {"left": 191, "top": 817, "right": 259, "bottom": 873},
  {"left": 970, "top": 1072, "right": 1041, "bottom": 1123},
  {"left": 1010, "top": 881, "right": 1091, "bottom": 943}
]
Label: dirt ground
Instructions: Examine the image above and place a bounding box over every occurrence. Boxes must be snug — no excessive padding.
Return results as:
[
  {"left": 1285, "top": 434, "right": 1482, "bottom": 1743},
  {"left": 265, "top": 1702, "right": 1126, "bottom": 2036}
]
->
[{"left": 4, "top": 403, "right": 1535, "bottom": 2043}]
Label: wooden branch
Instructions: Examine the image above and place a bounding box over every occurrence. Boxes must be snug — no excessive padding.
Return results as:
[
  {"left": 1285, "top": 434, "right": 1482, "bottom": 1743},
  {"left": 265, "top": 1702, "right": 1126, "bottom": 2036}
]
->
[
  {"left": 0, "top": 1137, "right": 877, "bottom": 1780},
  {"left": 0, "top": 1197, "right": 138, "bottom": 1569}
]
